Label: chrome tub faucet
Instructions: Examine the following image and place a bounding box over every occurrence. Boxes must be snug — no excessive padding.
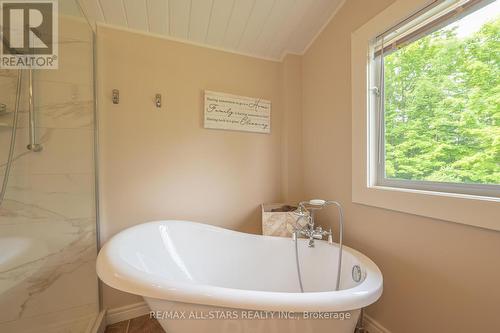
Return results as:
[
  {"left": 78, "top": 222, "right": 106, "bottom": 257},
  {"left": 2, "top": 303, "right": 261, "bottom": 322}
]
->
[
  {"left": 292, "top": 199, "right": 345, "bottom": 291},
  {"left": 293, "top": 199, "right": 335, "bottom": 247}
]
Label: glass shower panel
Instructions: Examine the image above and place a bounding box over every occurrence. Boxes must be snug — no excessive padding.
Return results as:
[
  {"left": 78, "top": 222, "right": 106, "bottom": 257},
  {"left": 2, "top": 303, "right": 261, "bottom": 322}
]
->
[{"left": 0, "top": 1, "right": 99, "bottom": 332}]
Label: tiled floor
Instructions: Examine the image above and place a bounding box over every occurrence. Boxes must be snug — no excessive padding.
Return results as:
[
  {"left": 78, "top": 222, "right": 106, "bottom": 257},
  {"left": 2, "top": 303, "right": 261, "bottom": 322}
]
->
[{"left": 104, "top": 315, "right": 165, "bottom": 333}]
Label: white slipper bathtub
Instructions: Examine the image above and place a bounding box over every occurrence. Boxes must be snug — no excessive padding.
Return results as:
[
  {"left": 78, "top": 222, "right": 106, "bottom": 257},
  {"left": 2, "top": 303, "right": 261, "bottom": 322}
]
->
[{"left": 97, "top": 221, "right": 383, "bottom": 333}]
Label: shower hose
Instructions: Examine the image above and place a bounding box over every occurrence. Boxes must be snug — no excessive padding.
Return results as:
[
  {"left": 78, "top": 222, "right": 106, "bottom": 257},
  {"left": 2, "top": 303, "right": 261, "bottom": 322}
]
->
[
  {"left": 0, "top": 70, "right": 22, "bottom": 206},
  {"left": 294, "top": 232, "right": 305, "bottom": 293},
  {"left": 294, "top": 202, "right": 344, "bottom": 293}
]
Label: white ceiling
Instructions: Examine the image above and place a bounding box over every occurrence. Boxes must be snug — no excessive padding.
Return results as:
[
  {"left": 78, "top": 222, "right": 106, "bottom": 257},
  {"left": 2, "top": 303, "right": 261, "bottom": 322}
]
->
[{"left": 78, "top": 0, "right": 345, "bottom": 61}]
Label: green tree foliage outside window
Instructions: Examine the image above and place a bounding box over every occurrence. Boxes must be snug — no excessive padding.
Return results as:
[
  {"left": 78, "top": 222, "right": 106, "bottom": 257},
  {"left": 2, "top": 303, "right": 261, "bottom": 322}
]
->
[{"left": 383, "top": 17, "right": 500, "bottom": 185}]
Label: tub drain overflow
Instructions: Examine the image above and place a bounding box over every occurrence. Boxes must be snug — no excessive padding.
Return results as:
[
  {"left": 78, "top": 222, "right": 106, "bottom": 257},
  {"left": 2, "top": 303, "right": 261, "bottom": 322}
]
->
[{"left": 352, "top": 265, "right": 362, "bottom": 282}]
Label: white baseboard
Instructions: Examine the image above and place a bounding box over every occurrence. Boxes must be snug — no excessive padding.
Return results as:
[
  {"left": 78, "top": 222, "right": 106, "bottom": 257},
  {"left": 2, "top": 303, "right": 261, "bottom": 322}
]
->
[
  {"left": 88, "top": 310, "right": 107, "bottom": 333},
  {"left": 106, "top": 301, "right": 150, "bottom": 325},
  {"left": 364, "top": 314, "right": 391, "bottom": 333}
]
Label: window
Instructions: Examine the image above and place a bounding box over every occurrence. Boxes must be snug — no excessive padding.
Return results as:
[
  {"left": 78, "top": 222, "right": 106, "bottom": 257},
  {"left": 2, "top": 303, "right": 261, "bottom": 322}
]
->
[
  {"left": 373, "top": 0, "right": 499, "bottom": 197},
  {"left": 352, "top": 0, "right": 500, "bottom": 231}
]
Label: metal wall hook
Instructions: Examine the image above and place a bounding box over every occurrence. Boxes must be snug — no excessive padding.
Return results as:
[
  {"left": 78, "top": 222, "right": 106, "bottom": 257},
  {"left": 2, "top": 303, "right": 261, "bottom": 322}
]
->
[
  {"left": 112, "top": 89, "right": 119, "bottom": 104},
  {"left": 111, "top": 90, "right": 163, "bottom": 108},
  {"left": 155, "top": 94, "right": 161, "bottom": 108}
]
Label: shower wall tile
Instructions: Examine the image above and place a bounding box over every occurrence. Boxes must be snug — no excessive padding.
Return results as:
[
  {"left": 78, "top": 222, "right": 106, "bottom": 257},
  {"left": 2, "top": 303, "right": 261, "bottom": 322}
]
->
[
  {"left": 0, "top": 303, "right": 97, "bottom": 333},
  {"left": 40, "top": 82, "right": 92, "bottom": 102},
  {"left": 0, "top": 75, "right": 16, "bottom": 113},
  {"left": 22, "top": 258, "right": 97, "bottom": 318},
  {"left": 37, "top": 101, "right": 94, "bottom": 129},
  {"left": 0, "top": 219, "right": 95, "bottom": 282},
  {"left": 13, "top": 96, "right": 93, "bottom": 130},
  {"left": 0, "top": 173, "right": 94, "bottom": 224},
  {"left": 37, "top": 41, "right": 93, "bottom": 85},
  {"left": 0, "top": 218, "right": 93, "bottom": 252},
  {"left": 0, "top": 196, "right": 65, "bottom": 226},
  {"left": 0, "top": 217, "right": 97, "bottom": 321},
  {"left": 0, "top": 70, "right": 22, "bottom": 119},
  {"left": 36, "top": 80, "right": 92, "bottom": 106},
  {"left": 7, "top": 127, "right": 94, "bottom": 175},
  {"left": 0, "top": 69, "right": 17, "bottom": 77},
  {"left": 0, "top": 70, "right": 39, "bottom": 115},
  {"left": 0, "top": 129, "right": 13, "bottom": 165},
  {"left": 0, "top": 16, "right": 98, "bottom": 333}
]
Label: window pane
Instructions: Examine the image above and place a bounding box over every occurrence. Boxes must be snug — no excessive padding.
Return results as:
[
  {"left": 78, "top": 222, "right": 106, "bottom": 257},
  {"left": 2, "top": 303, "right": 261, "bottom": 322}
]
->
[{"left": 383, "top": 2, "right": 500, "bottom": 185}]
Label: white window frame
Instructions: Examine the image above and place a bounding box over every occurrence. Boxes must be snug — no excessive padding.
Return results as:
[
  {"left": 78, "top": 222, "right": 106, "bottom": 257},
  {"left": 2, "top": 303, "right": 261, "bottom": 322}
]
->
[{"left": 351, "top": 0, "right": 500, "bottom": 231}]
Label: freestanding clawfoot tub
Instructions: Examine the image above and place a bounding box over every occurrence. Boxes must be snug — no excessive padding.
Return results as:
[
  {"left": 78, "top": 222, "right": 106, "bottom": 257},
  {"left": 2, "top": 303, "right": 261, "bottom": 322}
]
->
[{"left": 97, "top": 221, "right": 383, "bottom": 333}]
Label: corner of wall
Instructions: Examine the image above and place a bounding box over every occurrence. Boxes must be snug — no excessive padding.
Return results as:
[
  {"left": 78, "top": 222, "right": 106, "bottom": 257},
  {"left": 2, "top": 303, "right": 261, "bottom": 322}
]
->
[{"left": 279, "top": 54, "right": 304, "bottom": 204}]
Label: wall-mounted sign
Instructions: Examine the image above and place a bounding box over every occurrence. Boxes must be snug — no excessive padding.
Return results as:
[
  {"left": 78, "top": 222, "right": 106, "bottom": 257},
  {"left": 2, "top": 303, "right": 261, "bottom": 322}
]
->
[{"left": 204, "top": 90, "right": 271, "bottom": 134}]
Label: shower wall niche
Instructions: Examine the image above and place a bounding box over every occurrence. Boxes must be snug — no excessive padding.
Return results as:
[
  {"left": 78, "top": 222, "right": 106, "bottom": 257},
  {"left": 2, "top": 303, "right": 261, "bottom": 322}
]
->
[{"left": 0, "top": 4, "right": 99, "bottom": 333}]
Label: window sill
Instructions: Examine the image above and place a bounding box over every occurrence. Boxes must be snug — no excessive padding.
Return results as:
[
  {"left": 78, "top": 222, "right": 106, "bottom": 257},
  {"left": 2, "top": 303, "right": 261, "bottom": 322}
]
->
[{"left": 352, "top": 184, "right": 500, "bottom": 231}]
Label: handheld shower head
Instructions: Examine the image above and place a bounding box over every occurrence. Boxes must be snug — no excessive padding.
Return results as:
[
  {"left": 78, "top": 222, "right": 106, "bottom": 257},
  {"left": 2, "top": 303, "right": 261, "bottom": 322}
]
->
[
  {"left": 297, "top": 199, "right": 330, "bottom": 211},
  {"left": 309, "top": 199, "right": 326, "bottom": 206}
]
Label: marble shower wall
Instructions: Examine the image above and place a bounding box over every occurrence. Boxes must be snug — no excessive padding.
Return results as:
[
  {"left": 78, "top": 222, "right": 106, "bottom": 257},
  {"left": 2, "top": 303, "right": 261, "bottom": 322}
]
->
[{"left": 0, "top": 16, "right": 98, "bottom": 333}]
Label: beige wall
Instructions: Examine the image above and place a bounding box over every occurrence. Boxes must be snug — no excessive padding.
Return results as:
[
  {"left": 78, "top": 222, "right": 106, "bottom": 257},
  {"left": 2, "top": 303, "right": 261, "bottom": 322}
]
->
[
  {"left": 98, "top": 4, "right": 500, "bottom": 330},
  {"left": 301, "top": 1, "right": 500, "bottom": 333},
  {"left": 97, "top": 26, "right": 298, "bottom": 308},
  {"left": 280, "top": 54, "right": 303, "bottom": 203}
]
